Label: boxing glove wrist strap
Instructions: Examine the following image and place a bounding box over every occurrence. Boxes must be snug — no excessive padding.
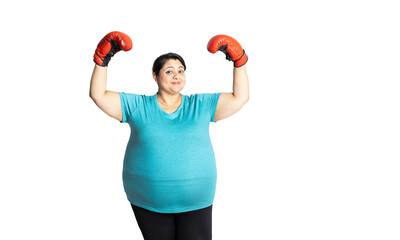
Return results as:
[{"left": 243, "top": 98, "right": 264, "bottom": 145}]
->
[
  {"left": 94, "top": 40, "right": 120, "bottom": 67},
  {"left": 235, "top": 50, "right": 246, "bottom": 63},
  {"left": 218, "top": 45, "right": 247, "bottom": 67}
]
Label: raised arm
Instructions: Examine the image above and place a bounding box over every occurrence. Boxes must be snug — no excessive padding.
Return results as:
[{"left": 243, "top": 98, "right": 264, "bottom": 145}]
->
[
  {"left": 207, "top": 35, "right": 249, "bottom": 121},
  {"left": 214, "top": 66, "right": 249, "bottom": 121},
  {"left": 89, "top": 31, "right": 132, "bottom": 122},
  {"left": 89, "top": 65, "right": 122, "bottom": 121}
]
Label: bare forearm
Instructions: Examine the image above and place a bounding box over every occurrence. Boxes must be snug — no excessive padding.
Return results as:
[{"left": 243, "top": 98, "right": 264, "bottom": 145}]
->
[
  {"left": 89, "top": 65, "right": 108, "bottom": 99},
  {"left": 233, "top": 65, "right": 249, "bottom": 102}
]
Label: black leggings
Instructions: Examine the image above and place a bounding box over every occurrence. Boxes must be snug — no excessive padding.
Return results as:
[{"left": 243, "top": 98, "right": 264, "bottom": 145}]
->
[{"left": 131, "top": 204, "right": 212, "bottom": 240}]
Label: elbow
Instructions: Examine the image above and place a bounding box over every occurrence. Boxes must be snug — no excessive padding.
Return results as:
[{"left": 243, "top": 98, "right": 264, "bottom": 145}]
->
[
  {"left": 89, "top": 93, "right": 101, "bottom": 105},
  {"left": 89, "top": 92, "right": 97, "bottom": 101},
  {"left": 233, "top": 92, "right": 249, "bottom": 104},
  {"left": 89, "top": 88, "right": 95, "bottom": 99},
  {"left": 237, "top": 96, "right": 249, "bottom": 109},
  {"left": 242, "top": 95, "right": 249, "bottom": 104},
  {"left": 235, "top": 95, "right": 249, "bottom": 107},
  {"left": 89, "top": 90, "right": 105, "bottom": 101}
]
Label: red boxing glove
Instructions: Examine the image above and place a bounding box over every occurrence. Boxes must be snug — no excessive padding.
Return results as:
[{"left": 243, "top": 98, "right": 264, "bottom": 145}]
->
[
  {"left": 93, "top": 31, "right": 132, "bottom": 67},
  {"left": 207, "top": 34, "right": 248, "bottom": 68}
]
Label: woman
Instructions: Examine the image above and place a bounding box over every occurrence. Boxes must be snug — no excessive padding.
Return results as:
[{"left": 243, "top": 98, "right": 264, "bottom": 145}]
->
[{"left": 89, "top": 31, "right": 249, "bottom": 240}]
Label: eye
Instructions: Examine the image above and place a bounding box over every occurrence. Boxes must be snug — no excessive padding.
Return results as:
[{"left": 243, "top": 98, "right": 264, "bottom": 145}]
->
[
  {"left": 179, "top": 70, "right": 185, "bottom": 74},
  {"left": 166, "top": 70, "right": 173, "bottom": 74}
]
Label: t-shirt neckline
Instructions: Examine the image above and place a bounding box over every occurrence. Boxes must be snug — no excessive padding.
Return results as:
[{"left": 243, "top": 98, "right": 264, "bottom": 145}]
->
[{"left": 153, "top": 94, "right": 184, "bottom": 118}]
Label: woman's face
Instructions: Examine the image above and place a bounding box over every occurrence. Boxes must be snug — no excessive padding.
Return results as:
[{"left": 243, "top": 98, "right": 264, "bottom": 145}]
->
[{"left": 153, "top": 59, "right": 186, "bottom": 94}]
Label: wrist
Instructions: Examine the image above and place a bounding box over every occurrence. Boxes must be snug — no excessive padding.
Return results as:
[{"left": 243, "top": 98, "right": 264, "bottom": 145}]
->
[{"left": 234, "top": 51, "right": 248, "bottom": 68}]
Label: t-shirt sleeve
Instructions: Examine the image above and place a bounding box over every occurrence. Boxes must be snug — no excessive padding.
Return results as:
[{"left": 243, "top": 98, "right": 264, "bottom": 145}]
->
[
  {"left": 197, "top": 93, "right": 221, "bottom": 122},
  {"left": 119, "top": 92, "right": 143, "bottom": 123}
]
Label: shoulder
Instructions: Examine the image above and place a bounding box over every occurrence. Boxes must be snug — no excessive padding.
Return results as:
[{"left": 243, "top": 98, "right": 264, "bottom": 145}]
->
[
  {"left": 119, "top": 93, "right": 156, "bottom": 110},
  {"left": 120, "top": 92, "right": 154, "bottom": 101},
  {"left": 187, "top": 93, "right": 221, "bottom": 102}
]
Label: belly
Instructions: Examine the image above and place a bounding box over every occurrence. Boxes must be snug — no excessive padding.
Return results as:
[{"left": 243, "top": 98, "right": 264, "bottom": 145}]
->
[
  {"left": 123, "top": 173, "right": 217, "bottom": 213},
  {"left": 122, "top": 123, "right": 217, "bottom": 212}
]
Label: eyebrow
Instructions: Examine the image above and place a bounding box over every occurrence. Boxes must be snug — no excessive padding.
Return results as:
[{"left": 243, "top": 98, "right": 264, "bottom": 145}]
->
[{"left": 165, "top": 66, "right": 184, "bottom": 69}]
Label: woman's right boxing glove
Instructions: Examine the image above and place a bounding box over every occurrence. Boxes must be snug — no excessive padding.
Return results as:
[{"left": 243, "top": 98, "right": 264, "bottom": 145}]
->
[
  {"left": 93, "top": 31, "right": 132, "bottom": 67},
  {"left": 207, "top": 34, "right": 248, "bottom": 68}
]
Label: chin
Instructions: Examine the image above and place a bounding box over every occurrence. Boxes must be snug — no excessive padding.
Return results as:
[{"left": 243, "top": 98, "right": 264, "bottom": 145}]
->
[
  {"left": 174, "top": 89, "right": 183, "bottom": 94},
  {"left": 172, "top": 86, "right": 184, "bottom": 93}
]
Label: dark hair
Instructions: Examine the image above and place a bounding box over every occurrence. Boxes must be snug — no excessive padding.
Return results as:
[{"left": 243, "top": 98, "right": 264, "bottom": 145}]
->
[{"left": 152, "top": 52, "right": 186, "bottom": 76}]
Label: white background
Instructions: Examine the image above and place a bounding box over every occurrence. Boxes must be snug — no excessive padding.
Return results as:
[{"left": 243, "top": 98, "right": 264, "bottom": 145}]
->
[{"left": 1, "top": 0, "right": 399, "bottom": 239}]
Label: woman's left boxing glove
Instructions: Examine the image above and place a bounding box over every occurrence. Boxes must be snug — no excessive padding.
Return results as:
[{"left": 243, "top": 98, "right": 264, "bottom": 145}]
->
[
  {"left": 93, "top": 31, "right": 132, "bottom": 67},
  {"left": 207, "top": 34, "right": 248, "bottom": 68}
]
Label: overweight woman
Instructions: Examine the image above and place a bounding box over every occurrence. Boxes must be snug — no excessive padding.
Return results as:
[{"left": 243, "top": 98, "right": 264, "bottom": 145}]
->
[{"left": 89, "top": 31, "right": 249, "bottom": 240}]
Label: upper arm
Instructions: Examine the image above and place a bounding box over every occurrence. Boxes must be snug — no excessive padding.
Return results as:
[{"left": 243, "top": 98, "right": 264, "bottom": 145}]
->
[
  {"left": 213, "top": 93, "right": 248, "bottom": 122},
  {"left": 91, "top": 91, "right": 122, "bottom": 122}
]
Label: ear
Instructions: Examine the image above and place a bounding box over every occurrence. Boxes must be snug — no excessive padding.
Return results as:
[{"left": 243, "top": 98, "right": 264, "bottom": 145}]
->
[{"left": 152, "top": 73, "right": 158, "bottom": 82}]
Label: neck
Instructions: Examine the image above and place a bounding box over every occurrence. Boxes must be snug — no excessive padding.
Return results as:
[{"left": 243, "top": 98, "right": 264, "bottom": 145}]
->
[{"left": 157, "top": 91, "right": 182, "bottom": 106}]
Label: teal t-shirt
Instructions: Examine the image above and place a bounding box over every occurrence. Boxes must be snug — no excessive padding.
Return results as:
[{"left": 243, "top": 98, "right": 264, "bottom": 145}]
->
[{"left": 119, "top": 92, "right": 221, "bottom": 213}]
